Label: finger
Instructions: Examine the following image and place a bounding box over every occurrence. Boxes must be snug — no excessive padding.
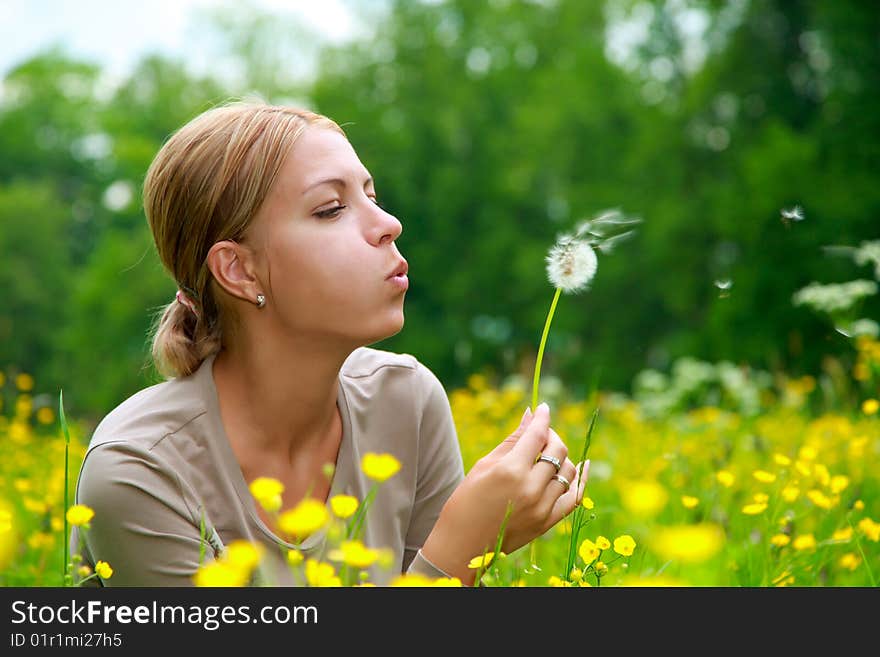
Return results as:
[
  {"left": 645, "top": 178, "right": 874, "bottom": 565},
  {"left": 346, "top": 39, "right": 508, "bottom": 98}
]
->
[
  {"left": 489, "top": 407, "right": 533, "bottom": 458},
  {"left": 547, "top": 460, "right": 589, "bottom": 526},
  {"left": 540, "top": 457, "right": 577, "bottom": 508},
  {"left": 507, "top": 402, "right": 551, "bottom": 464},
  {"left": 531, "top": 428, "right": 569, "bottom": 484}
]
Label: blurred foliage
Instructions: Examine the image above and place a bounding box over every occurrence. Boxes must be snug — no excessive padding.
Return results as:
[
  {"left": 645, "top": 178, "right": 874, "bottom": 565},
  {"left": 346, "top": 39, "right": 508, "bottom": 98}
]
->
[{"left": 1, "top": 0, "right": 878, "bottom": 424}]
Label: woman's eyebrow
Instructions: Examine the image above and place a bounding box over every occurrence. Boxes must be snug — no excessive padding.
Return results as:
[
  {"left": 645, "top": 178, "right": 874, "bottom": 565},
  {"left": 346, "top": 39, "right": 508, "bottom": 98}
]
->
[{"left": 303, "top": 175, "right": 373, "bottom": 194}]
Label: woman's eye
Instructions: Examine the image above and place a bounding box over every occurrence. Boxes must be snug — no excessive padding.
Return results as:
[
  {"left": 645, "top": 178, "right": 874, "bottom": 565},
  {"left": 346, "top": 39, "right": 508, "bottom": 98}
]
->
[{"left": 315, "top": 204, "right": 346, "bottom": 218}]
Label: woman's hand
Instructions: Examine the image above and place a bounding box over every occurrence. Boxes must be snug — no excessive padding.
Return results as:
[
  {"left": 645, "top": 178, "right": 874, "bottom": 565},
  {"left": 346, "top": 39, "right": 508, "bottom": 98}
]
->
[{"left": 420, "top": 402, "right": 589, "bottom": 584}]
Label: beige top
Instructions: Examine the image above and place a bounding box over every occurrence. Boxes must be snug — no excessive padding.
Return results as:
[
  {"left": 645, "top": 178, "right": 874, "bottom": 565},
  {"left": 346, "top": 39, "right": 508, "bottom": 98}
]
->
[{"left": 70, "top": 347, "right": 465, "bottom": 586}]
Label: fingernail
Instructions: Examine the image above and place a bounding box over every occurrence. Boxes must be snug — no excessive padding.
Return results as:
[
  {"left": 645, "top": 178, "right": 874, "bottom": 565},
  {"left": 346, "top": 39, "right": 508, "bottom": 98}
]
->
[
  {"left": 520, "top": 407, "right": 531, "bottom": 423},
  {"left": 585, "top": 459, "right": 591, "bottom": 475},
  {"left": 537, "top": 402, "right": 549, "bottom": 414}
]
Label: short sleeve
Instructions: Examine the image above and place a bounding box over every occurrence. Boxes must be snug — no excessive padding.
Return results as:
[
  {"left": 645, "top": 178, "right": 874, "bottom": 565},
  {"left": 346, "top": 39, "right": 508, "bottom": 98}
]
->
[
  {"left": 402, "top": 362, "right": 465, "bottom": 578},
  {"left": 72, "top": 441, "right": 208, "bottom": 586}
]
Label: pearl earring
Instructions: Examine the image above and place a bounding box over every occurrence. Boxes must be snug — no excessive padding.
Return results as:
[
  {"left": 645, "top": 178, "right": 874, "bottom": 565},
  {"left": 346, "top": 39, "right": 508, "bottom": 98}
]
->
[{"left": 256, "top": 294, "right": 266, "bottom": 308}]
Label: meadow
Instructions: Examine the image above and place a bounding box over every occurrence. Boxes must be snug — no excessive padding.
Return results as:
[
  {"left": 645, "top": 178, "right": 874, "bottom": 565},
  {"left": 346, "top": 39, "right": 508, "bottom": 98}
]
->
[{"left": 2, "top": 336, "right": 877, "bottom": 587}]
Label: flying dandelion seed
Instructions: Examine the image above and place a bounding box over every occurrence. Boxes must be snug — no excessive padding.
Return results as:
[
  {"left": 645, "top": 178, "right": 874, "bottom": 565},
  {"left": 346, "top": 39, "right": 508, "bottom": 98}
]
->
[{"left": 780, "top": 205, "right": 804, "bottom": 228}]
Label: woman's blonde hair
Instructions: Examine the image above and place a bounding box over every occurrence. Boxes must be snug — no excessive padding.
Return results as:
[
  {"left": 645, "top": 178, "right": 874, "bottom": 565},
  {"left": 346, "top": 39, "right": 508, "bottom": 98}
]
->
[{"left": 145, "top": 100, "right": 346, "bottom": 379}]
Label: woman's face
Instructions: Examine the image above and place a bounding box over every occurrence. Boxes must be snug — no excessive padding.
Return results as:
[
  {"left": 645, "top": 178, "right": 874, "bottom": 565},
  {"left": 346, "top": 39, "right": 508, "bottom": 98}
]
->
[{"left": 245, "top": 126, "right": 408, "bottom": 346}]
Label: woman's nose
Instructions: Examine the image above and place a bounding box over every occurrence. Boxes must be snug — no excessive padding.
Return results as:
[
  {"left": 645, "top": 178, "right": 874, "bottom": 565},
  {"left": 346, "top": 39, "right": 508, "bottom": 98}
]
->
[{"left": 370, "top": 202, "right": 403, "bottom": 246}]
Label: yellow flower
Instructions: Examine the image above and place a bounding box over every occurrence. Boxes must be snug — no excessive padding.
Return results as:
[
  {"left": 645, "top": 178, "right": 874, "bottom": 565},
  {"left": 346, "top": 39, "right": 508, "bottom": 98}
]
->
[
  {"left": 329, "top": 494, "right": 359, "bottom": 519},
  {"left": 305, "top": 559, "right": 341, "bottom": 587},
  {"left": 652, "top": 523, "right": 724, "bottom": 563},
  {"left": 741, "top": 502, "right": 768, "bottom": 515},
  {"left": 752, "top": 492, "right": 769, "bottom": 504},
  {"left": 287, "top": 549, "right": 304, "bottom": 566},
  {"left": 770, "top": 534, "right": 791, "bottom": 547},
  {"left": 613, "top": 535, "right": 636, "bottom": 557},
  {"left": 798, "top": 445, "right": 818, "bottom": 461},
  {"left": 806, "top": 489, "right": 833, "bottom": 509},
  {"left": 65, "top": 504, "right": 95, "bottom": 527},
  {"left": 194, "top": 561, "right": 249, "bottom": 587},
  {"left": 594, "top": 561, "right": 608, "bottom": 577},
  {"left": 829, "top": 475, "right": 850, "bottom": 494},
  {"left": 595, "top": 535, "right": 611, "bottom": 550},
  {"left": 95, "top": 561, "right": 113, "bottom": 579},
  {"left": 569, "top": 567, "right": 583, "bottom": 582},
  {"left": 813, "top": 463, "right": 830, "bottom": 486},
  {"left": 794, "top": 460, "right": 812, "bottom": 477},
  {"left": 781, "top": 485, "right": 800, "bottom": 502},
  {"left": 360, "top": 452, "right": 402, "bottom": 482},
  {"left": 716, "top": 470, "right": 735, "bottom": 488},
  {"left": 467, "top": 552, "right": 505, "bottom": 569},
  {"left": 278, "top": 498, "right": 329, "bottom": 541},
  {"left": 581, "top": 496, "right": 595, "bottom": 510},
  {"left": 854, "top": 499, "right": 865, "bottom": 511},
  {"left": 390, "top": 573, "right": 435, "bottom": 587},
  {"left": 249, "top": 477, "right": 284, "bottom": 513},
  {"left": 578, "top": 580, "right": 592, "bottom": 587},
  {"left": 77, "top": 565, "right": 92, "bottom": 578},
  {"left": 772, "top": 570, "right": 795, "bottom": 587},
  {"left": 752, "top": 470, "right": 776, "bottom": 483},
  {"left": 839, "top": 553, "right": 861, "bottom": 571},
  {"left": 36, "top": 407, "right": 55, "bottom": 425},
  {"left": 579, "top": 539, "right": 600, "bottom": 564},
  {"left": 15, "top": 373, "right": 34, "bottom": 391},
  {"left": 620, "top": 480, "right": 668, "bottom": 516},
  {"left": 792, "top": 534, "right": 816, "bottom": 551},
  {"left": 225, "top": 540, "right": 263, "bottom": 571},
  {"left": 548, "top": 575, "right": 572, "bottom": 587},
  {"left": 432, "top": 577, "right": 462, "bottom": 587},
  {"left": 773, "top": 453, "right": 792, "bottom": 467},
  {"left": 858, "top": 517, "right": 880, "bottom": 542},
  {"left": 862, "top": 398, "right": 879, "bottom": 415},
  {"left": 681, "top": 495, "right": 699, "bottom": 509},
  {"left": 327, "top": 540, "right": 379, "bottom": 569},
  {"left": 831, "top": 527, "right": 852, "bottom": 542}
]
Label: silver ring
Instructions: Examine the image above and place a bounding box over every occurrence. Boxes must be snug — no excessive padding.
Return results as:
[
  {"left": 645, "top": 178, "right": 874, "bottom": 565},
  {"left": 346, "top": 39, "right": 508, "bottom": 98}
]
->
[
  {"left": 535, "top": 454, "right": 562, "bottom": 473},
  {"left": 551, "top": 474, "right": 571, "bottom": 492}
]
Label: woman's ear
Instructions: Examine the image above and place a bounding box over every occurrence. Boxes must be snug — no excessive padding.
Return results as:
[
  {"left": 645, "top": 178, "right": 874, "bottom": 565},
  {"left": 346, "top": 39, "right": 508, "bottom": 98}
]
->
[{"left": 206, "top": 240, "right": 262, "bottom": 303}]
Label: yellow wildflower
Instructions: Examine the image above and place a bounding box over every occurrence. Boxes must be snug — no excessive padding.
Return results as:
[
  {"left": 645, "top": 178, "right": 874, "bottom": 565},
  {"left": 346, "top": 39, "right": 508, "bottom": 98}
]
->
[
  {"left": 390, "top": 573, "right": 435, "bottom": 587},
  {"left": 813, "top": 463, "right": 830, "bottom": 486},
  {"left": 839, "top": 553, "right": 861, "bottom": 571},
  {"left": 752, "top": 492, "right": 769, "bottom": 504},
  {"left": 716, "top": 470, "right": 735, "bottom": 488},
  {"left": 595, "top": 536, "right": 611, "bottom": 550},
  {"left": 798, "top": 445, "right": 818, "bottom": 461},
  {"left": 225, "top": 540, "right": 263, "bottom": 571},
  {"left": 329, "top": 494, "right": 359, "bottom": 519},
  {"left": 328, "top": 540, "right": 379, "bottom": 569},
  {"left": 547, "top": 575, "right": 572, "bottom": 587},
  {"left": 773, "top": 571, "right": 795, "bottom": 587},
  {"left": 77, "top": 565, "right": 92, "bottom": 578},
  {"left": 681, "top": 495, "right": 699, "bottom": 509},
  {"left": 579, "top": 539, "right": 600, "bottom": 564},
  {"left": 581, "top": 496, "right": 595, "bottom": 510},
  {"left": 278, "top": 498, "right": 329, "bottom": 541},
  {"left": 594, "top": 561, "right": 608, "bottom": 577},
  {"left": 248, "top": 477, "right": 284, "bottom": 513},
  {"left": 65, "top": 504, "right": 95, "bottom": 527},
  {"left": 287, "top": 549, "right": 304, "bottom": 566},
  {"left": 831, "top": 527, "right": 852, "bottom": 542},
  {"left": 467, "top": 552, "right": 504, "bottom": 569},
  {"left": 794, "top": 460, "right": 812, "bottom": 477},
  {"left": 578, "top": 580, "right": 592, "bottom": 587},
  {"left": 613, "top": 535, "right": 637, "bottom": 557},
  {"left": 773, "top": 453, "right": 792, "bottom": 467},
  {"left": 857, "top": 517, "right": 880, "bottom": 542},
  {"left": 652, "top": 523, "right": 724, "bottom": 563},
  {"left": 95, "top": 561, "right": 113, "bottom": 579},
  {"left": 194, "top": 561, "right": 249, "bottom": 587},
  {"left": 806, "top": 489, "right": 833, "bottom": 510},
  {"left": 792, "top": 534, "right": 816, "bottom": 551},
  {"left": 432, "top": 577, "right": 462, "bottom": 587},
  {"left": 360, "top": 453, "right": 402, "bottom": 482},
  {"left": 741, "top": 502, "right": 768, "bottom": 515},
  {"left": 569, "top": 567, "right": 583, "bottom": 582},
  {"left": 781, "top": 485, "right": 800, "bottom": 502},
  {"left": 829, "top": 475, "right": 849, "bottom": 494},
  {"left": 305, "top": 559, "right": 341, "bottom": 587},
  {"left": 854, "top": 499, "right": 865, "bottom": 511},
  {"left": 36, "top": 407, "right": 55, "bottom": 424},
  {"left": 620, "top": 480, "right": 667, "bottom": 516},
  {"left": 752, "top": 470, "right": 776, "bottom": 483},
  {"left": 770, "top": 534, "right": 791, "bottom": 547},
  {"left": 15, "top": 373, "right": 34, "bottom": 391},
  {"left": 862, "top": 398, "right": 879, "bottom": 415}
]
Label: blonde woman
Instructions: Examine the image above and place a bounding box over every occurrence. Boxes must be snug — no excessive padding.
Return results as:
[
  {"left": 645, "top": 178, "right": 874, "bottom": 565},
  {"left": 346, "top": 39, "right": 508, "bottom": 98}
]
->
[{"left": 71, "top": 101, "right": 588, "bottom": 586}]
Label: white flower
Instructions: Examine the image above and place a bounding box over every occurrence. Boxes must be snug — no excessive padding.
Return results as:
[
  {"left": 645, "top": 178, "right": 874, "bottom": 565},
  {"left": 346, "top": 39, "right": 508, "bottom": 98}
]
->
[{"left": 545, "top": 234, "right": 598, "bottom": 293}]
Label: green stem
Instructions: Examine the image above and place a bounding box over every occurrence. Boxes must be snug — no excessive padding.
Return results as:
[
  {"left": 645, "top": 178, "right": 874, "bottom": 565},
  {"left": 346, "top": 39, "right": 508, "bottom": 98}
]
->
[
  {"left": 847, "top": 513, "right": 877, "bottom": 586},
  {"left": 59, "top": 390, "right": 71, "bottom": 586},
  {"left": 532, "top": 287, "right": 563, "bottom": 411}
]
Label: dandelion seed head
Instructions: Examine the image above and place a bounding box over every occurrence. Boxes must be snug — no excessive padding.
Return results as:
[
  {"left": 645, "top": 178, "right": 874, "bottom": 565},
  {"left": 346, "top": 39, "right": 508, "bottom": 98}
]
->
[
  {"left": 545, "top": 235, "right": 598, "bottom": 293},
  {"left": 781, "top": 205, "right": 804, "bottom": 221}
]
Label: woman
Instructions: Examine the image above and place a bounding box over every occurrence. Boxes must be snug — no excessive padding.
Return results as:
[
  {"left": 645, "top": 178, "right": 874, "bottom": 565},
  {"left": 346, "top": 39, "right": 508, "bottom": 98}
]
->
[{"left": 70, "top": 101, "right": 588, "bottom": 586}]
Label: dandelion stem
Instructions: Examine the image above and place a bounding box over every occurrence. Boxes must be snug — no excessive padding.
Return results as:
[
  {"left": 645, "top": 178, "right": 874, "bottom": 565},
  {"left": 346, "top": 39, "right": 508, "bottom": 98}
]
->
[{"left": 532, "top": 287, "right": 562, "bottom": 411}]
